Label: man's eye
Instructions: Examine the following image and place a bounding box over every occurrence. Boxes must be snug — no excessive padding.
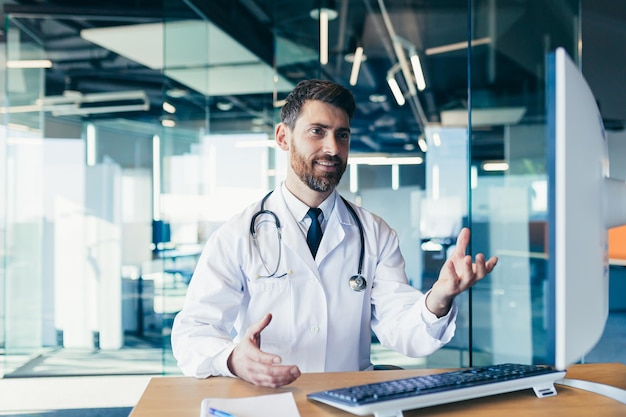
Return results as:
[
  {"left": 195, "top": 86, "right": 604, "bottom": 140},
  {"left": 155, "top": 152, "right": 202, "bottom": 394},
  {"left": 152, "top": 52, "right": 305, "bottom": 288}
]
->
[
  {"left": 338, "top": 132, "right": 350, "bottom": 140},
  {"left": 310, "top": 127, "right": 323, "bottom": 135}
]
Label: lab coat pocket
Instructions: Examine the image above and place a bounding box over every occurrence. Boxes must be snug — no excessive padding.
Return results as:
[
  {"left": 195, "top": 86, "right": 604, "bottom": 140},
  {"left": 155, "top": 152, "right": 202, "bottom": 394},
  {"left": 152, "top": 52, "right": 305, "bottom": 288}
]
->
[{"left": 246, "top": 277, "right": 293, "bottom": 356}]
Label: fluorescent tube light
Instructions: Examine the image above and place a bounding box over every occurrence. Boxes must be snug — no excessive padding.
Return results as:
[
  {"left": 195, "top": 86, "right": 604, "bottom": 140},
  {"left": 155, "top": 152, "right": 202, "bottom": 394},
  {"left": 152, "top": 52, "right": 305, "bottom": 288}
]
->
[
  {"left": 432, "top": 132, "right": 441, "bottom": 147},
  {"left": 350, "top": 164, "right": 358, "bottom": 193},
  {"left": 386, "top": 76, "right": 405, "bottom": 106},
  {"left": 440, "top": 107, "right": 526, "bottom": 126},
  {"left": 392, "top": 164, "right": 400, "bottom": 190},
  {"left": 3, "top": 90, "right": 150, "bottom": 116},
  {"left": 425, "top": 37, "right": 491, "bottom": 56},
  {"left": 482, "top": 161, "right": 509, "bottom": 172},
  {"left": 163, "top": 101, "right": 176, "bottom": 114},
  {"left": 319, "top": 10, "right": 329, "bottom": 65},
  {"left": 349, "top": 47, "right": 364, "bottom": 86},
  {"left": 418, "top": 137, "right": 428, "bottom": 152},
  {"left": 153, "top": 135, "right": 161, "bottom": 220},
  {"left": 7, "top": 59, "right": 52, "bottom": 68},
  {"left": 348, "top": 155, "right": 423, "bottom": 165},
  {"left": 410, "top": 52, "right": 426, "bottom": 91},
  {"left": 309, "top": 3, "right": 337, "bottom": 65},
  {"left": 86, "top": 123, "right": 96, "bottom": 167}
]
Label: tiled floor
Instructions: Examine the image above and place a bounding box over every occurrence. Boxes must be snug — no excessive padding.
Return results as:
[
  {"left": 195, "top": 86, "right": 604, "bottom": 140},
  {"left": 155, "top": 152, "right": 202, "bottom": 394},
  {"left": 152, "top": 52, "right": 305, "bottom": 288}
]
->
[
  {"left": 0, "top": 407, "right": 132, "bottom": 417},
  {"left": 584, "top": 311, "right": 626, "bottom": 364},
  {"left": 0, "top": 375, "right": 149, "bottom": 416}
]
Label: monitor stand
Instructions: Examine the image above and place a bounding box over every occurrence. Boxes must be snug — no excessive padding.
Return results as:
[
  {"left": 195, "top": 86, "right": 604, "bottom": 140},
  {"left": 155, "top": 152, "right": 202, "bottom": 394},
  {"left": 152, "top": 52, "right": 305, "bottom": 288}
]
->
[{"left": 557, "top": 379, "right": 626, "bottom": 404}]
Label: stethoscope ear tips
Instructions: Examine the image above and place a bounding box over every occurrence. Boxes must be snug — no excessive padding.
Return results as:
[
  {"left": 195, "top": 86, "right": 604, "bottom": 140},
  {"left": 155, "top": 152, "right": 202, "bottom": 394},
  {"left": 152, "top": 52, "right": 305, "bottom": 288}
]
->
[{"left": 349, "top": 275, "right": 367, "bottom": 292}]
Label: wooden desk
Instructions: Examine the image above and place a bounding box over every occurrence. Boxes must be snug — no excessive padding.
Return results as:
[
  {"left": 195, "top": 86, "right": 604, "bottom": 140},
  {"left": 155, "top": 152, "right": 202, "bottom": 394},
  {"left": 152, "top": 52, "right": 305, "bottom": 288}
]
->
[{"left": 129, "top": 363, "right": 626, "bottom": 417}]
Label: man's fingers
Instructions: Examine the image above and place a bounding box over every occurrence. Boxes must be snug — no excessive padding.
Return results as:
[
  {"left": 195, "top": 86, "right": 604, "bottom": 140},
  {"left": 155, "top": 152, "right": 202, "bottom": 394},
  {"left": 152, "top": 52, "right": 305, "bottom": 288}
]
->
[
  {"left": 246, "top": 364, "right": 301, "bottom": 388},
  {"left": 453, "top": 228, "right": 470, "bottom": 258},
  {"left": 486, "top": 256, "right": 499, "bottom": 272},
  {"left": 474, "top": 254, "right": 487, "bottom": 279},
  {"left": 247, "top": 313, "right": 272, "bottom": 335},
  {"left": 248, "top": 348, "right": 283, "bottom": 365},
  {"left": 245, "top": 313, "right": 273, "bottom": 346}
]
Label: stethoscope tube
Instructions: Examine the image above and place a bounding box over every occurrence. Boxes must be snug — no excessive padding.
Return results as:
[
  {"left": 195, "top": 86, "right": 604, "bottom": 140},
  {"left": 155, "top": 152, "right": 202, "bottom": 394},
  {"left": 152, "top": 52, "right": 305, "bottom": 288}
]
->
[
  {"left": 250, "top": 191, "right": 280, "bottom": 237},
  {"left": 341, "top": 197, "right": 366, "bottom": 287},
  {"left": 250, "top": 191, "right": 367, "bottom": 291}
]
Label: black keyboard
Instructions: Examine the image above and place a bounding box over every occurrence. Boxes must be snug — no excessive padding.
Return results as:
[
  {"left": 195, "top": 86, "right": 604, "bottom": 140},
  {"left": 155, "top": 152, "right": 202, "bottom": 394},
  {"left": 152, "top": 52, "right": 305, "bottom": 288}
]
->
[{"left": 307, "top": 363, "right": 566, "bottom": 416}]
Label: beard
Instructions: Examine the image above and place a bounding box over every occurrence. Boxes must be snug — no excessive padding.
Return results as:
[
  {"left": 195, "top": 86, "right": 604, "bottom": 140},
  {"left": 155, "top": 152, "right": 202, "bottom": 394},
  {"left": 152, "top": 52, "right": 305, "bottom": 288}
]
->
[{"left": 290, "top": 142, "right": 347, "bottom": 193}]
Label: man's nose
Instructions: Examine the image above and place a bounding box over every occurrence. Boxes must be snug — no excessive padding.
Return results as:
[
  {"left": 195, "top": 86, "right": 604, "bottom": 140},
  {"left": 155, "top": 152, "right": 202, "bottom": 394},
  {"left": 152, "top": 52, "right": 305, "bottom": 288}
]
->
[{"left": 322, "top": 134, "right": 340, "bottom": 155}]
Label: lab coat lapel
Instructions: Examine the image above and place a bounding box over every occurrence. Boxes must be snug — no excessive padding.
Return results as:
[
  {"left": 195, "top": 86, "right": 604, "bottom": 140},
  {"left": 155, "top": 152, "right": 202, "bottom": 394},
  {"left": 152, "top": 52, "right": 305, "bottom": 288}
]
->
[{"left": 314, "top": 193, "right": 349, "bottom": 263}]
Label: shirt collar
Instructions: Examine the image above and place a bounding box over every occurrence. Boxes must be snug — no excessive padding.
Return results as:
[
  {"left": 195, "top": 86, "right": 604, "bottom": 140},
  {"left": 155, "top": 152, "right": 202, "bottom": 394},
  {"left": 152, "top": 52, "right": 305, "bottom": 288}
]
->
[{"left": 280, "top": 182, "right": 336, "bottom": 224}]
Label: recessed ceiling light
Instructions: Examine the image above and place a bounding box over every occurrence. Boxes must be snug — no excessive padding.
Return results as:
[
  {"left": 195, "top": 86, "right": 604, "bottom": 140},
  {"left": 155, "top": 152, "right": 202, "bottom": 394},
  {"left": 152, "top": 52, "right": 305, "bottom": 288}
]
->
[
  {"left": 162, "top": 101, "right": 176, "bottom": 114},
  {"left": 369, "top": 94, "right": 387, "bottom": 103},
  {"left": 166, "top": 88, "right": 188, "bottom": 98},
  {"left": 309, "top": 2, "right": 338, "bottom": 21},
  {"left": 216, "top": 101, "right": 234, "bottom": 111}
]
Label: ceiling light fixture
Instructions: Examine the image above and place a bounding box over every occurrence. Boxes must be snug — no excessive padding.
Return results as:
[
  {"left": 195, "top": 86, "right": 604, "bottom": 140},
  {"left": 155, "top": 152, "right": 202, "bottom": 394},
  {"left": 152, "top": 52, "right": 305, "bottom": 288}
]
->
[
  {"left": 162, "top": 101, "right": 176, "bottom": 114},
  {"left": 1, "top": 90, "right": 149, "bottom": 116},
  {"left": 310, "top": 0, "right": 338, "bottom": 65},
  {"left": 216, "top": 101, "right": 234, "bottom": 111},
  {"left": 386, "top": 64, "right": 405, "bottom": 106},
  {"left": 368, "top": 94, "right": 387, "bottom": 103},
  {"left": 393, "top": 36, "right": 427, "bottom": 92},
  {"left": 348, "top": 155, "right": 423, "bottom": 165},
  {"left": 166, "top": 87, "right": 188, "bottom": 98},
  {"left": 425, "top": 37, "right": 491, "bottom": 56},
  {"left": 432, "top": 132, "right": 442, "bottom": 147},
  {"left": 482, "top": 161, "right": 509, "bottom": 172},
  {"left": 377, "top": 0, "right": 429, "bottom": 129},
  {"left": 349, "top": 46, "right": 364, "bottom": 86},
  {"left": 417, "top": 135, "right": 428, "bottom": 152},
  {"left": 440, "top": 107, "right": 526, "bottom": 126},
  {"left": 6, "top": 59, "right": 52, "bottom": 69},
  {"left": 409, "top": 51, "right": 426, "bottom": 91}
]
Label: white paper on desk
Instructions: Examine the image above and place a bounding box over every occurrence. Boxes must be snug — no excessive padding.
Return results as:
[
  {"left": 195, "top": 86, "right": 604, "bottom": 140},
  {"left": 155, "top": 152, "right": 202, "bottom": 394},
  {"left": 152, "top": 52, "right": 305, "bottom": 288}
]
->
[{"left": 199, "top": 392, "right": 301, "bottom": 417}]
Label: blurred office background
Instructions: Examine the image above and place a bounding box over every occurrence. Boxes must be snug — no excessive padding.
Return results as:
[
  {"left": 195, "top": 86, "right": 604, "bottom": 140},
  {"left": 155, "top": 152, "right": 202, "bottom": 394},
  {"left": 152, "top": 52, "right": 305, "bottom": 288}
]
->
[{"left": 0, "top": 0, "right": 625, "bottom": 395}]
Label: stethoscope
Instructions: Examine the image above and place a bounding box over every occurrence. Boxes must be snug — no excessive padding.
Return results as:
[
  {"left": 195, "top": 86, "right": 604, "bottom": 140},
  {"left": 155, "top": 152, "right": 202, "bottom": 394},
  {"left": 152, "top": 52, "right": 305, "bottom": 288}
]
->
[{"left": 249, "top": 191, "right": 367, "bottom": 291}]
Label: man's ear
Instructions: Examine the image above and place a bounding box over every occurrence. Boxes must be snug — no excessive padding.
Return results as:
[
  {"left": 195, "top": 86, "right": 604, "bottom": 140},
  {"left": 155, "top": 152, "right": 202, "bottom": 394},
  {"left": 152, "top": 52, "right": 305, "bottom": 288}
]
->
[{"left": 275, "top": 123, "right": 290, "bottom": 151}]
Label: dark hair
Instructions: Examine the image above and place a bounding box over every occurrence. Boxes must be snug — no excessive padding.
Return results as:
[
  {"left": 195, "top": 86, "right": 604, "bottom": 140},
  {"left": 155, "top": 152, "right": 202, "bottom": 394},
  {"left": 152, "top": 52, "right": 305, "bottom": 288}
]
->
[{"left": 280, "top": 79, "right": 356, "bottom": 129}]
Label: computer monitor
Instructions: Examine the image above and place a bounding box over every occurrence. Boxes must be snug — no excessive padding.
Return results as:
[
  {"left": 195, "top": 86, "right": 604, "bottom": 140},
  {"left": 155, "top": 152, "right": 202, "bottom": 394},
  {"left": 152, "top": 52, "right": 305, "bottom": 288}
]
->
[{"left": 546, "top": 47, "right": 626, "bottom": 371}]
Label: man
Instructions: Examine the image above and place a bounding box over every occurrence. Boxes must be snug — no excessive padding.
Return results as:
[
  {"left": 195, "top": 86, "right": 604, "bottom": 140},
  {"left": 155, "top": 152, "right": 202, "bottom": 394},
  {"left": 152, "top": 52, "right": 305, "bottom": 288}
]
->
[{"left": 171, "top": 79, "right": 498, "bottom": 388}]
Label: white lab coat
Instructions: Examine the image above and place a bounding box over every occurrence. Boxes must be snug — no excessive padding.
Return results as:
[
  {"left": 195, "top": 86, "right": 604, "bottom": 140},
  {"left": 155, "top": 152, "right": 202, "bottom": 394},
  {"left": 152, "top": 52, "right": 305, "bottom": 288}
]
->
[{"left": 171, "top": 186, "right": 457, "bottom": 378}]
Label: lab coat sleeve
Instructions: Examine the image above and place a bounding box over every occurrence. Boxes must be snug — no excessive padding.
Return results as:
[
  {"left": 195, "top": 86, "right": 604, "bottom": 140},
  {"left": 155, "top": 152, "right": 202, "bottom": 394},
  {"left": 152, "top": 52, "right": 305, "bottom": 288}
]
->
[
  {"left": 419, "top": 289, "right": 458, "bottom": 341},
  {"left": 170, "top": 219, "right": 248, "bottom": 378},
  {"left": 369, "top": 218, "right": 458, "bottom": 357}
]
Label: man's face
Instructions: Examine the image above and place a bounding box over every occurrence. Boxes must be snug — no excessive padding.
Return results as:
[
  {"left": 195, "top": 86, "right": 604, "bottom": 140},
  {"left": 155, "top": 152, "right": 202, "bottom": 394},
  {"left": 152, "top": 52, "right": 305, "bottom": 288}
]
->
[{"left": 286, "top": 100, "right": 351, "bottom": 193}]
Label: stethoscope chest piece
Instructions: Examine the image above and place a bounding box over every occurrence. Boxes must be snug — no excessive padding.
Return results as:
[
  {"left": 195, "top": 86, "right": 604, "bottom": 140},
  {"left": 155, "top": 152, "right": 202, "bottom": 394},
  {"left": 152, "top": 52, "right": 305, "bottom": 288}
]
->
[{"left": 349, "top": 274, "right": 367, "bottom": 292}]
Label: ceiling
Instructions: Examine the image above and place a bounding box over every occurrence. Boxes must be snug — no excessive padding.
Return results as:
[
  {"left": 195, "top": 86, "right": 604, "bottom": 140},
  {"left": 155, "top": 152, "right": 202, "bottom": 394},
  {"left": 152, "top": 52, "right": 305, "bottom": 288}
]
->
[{"left": 1, "top": 0, "right": 624, "bottom": 160}]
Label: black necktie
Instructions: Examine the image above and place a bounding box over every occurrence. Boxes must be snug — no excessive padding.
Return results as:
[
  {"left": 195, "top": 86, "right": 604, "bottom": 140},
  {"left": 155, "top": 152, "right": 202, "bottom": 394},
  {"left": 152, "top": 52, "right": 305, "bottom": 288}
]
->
[{"left": 306, "top": 208, "right": 323, "bottom": 258}]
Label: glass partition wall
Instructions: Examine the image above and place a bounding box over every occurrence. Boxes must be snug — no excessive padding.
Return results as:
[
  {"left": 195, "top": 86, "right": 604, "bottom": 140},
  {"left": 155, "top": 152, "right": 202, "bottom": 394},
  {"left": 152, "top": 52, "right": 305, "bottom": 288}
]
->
[
  {"left": 468, "top": 0, "right": 581, "bottom": 366},
  {"left": 1, "top": 15, "right": 49, "bottom": 376},
  {"left": 1, "top": 0, "right": 585, "bottom": 377}
]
